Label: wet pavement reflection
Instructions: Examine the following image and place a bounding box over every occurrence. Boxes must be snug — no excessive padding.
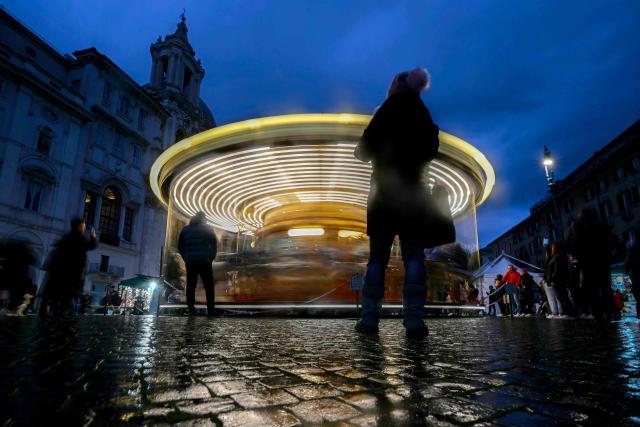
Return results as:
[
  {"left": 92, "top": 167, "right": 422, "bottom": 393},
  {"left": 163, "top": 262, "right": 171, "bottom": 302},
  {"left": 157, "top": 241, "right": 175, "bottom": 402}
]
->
[{"left": 1, "top": 316, "right": 639, "bottom": 425}]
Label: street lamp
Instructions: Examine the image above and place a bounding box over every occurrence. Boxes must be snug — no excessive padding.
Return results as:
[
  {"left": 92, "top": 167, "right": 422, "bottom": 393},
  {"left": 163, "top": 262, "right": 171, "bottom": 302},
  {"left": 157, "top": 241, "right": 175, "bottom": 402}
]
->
[
  {"left": 542, "top": 145, "right": 563, "bottom": 243},
  {"left": 543, "top": 145, "right": 554, "bottom": 187}
]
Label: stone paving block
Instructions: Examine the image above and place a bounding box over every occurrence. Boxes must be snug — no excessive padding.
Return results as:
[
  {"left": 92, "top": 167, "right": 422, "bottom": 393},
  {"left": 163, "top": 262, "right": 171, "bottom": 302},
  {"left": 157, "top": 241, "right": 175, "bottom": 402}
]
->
[
  {"left": 427, "top": 397, "right": 496, "bottom": 424},
  {"left": 238, "top": 368, "right": 281, "bottom": 379},
  {"left": 177, "top": 398, "right": 236, "bottom": 415},
  {"left": 218, "top": 408, "right": 300, "bottom": 427},
  {"left": 201, "top": 373, "right": 241, "bottom": 383},
  {"left": 150, "top": 384, "right": 211, "bottom": 403},
  {"left": 339, "top": 393, "right": 379, "bottom": 410},
  {"left": 231, "top": 389, "right": 299, "bottom": 409},
  {"left": 259, "top": 375, "right": 305, "bottom": 389},
  {"left": 286, "top": 384, "right": 343, "bottom": 400},
  {"left": 287, "top": 398, "right": 361, "bottom": 423},
  {"left": 172, "top": 419, "right": 216, "bottom": 427},
  {"left": 336, "top": 369, "right": 369, "bottom": 379},
  {"left": 330, "top": 379, "right": 369, "bottom": 393},
  {"left": 209, "top": 380, "right": 260, "bottom": 396}
]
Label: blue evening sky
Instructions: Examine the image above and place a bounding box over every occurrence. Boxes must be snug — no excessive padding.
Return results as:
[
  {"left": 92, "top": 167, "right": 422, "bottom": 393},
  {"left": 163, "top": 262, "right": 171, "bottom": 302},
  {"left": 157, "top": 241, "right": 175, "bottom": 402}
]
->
[{"left": 4, "top": 0, "right": 640, "bottom": 246}]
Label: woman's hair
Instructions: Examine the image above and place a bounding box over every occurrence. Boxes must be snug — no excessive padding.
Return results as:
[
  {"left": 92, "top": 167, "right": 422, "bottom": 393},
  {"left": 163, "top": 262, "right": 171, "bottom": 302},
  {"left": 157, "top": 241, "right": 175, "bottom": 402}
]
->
[
  {"left": 387, "top": 68, "right": 431, "bottom": 97},
  {"left": 550, "top": 242, "right": 565, "bottom": 258}
]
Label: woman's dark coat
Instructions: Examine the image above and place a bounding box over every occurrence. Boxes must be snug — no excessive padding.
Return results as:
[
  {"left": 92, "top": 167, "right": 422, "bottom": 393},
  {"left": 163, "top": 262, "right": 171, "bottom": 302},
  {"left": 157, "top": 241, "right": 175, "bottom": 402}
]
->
[
  {"left": 45, "top": 231, "right": 97, "bottom": 296},
  {"left": 354, "top": 91, "right": 452, "bottom": 248},
  {"left": 545, "top": 254, "right": 569, "bottom": 288}
]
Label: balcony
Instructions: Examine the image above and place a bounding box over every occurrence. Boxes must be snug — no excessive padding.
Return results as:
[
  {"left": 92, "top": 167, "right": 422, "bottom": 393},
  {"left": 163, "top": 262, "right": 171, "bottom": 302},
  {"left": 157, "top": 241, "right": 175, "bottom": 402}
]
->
[{"left": 87, "top": 263, "right": 125, "bottom": 278}]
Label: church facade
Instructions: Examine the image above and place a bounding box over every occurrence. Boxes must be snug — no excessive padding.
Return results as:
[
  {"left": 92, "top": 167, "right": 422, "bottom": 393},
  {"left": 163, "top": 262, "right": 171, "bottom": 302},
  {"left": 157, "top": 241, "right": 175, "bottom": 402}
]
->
[{"left": 0, "top": 8, "right": 215, "bottom": 303}]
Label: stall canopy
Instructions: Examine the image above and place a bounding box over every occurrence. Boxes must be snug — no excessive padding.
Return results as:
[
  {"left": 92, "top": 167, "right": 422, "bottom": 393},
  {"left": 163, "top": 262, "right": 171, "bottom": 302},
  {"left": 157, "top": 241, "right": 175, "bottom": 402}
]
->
[{"left": 117, "top": 275, "right": 177, "bottom": 290}]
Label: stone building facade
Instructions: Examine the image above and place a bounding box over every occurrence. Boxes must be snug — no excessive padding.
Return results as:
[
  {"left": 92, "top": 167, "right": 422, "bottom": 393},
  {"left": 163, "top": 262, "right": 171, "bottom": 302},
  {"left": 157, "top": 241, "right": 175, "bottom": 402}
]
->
[
  {"left": 0, "top": 8, "right": 215, "bottom": 303},
  {"left": 483, "top": 120, "right": 640, "bottom": 268}
]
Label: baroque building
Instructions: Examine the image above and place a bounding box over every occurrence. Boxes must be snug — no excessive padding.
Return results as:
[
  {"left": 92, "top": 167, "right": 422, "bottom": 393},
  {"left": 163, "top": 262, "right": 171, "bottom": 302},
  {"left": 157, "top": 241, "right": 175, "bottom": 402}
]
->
[
  {"left": 0, "top": 7, "right": 215, "bottom": 303},
  {"left": 482, "top": 119, "right": 640, "bottom": 270}
]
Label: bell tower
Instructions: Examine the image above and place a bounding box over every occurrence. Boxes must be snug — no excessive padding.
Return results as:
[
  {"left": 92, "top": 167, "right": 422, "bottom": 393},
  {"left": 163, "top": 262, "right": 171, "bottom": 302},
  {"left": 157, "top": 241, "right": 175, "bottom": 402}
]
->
[{"left": 146, "top": 13, "right": 215, "bottom": 146}]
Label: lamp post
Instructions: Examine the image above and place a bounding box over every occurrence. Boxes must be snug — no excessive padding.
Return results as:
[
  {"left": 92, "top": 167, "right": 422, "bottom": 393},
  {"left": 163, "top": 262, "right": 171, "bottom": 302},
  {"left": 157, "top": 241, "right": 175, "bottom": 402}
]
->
[
  {"left": 542, "top": 145, "right": 563, "bottom": 243},
  {"left": 543, "top": 145, "right": 554, "bottom": 187}
]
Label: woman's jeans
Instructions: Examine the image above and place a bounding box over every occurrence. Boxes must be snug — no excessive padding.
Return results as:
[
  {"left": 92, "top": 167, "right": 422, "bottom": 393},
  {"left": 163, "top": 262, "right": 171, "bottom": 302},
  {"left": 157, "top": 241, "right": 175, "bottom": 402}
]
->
[
  {"left": 544, "top": 285, "right": 562, "bottom": 316},
  {"left": 505, "top": 284, "right": 519, "bottom": 314},
  {"left": 361, "top": 233, "right": 426, "bottom": 323}
]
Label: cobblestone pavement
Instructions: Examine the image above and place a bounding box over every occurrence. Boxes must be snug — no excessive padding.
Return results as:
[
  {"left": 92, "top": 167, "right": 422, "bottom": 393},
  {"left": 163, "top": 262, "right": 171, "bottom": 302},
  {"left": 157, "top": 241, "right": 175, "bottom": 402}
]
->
[{"left": 1, "top": 316, "right": 640, "bottom": 426}]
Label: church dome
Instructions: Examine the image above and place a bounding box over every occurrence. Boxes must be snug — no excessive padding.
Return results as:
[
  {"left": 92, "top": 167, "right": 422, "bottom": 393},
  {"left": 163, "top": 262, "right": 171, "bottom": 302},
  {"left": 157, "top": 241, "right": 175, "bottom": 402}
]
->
[{"left": 198, "top": 98, "right": 216, "bottom": 127}]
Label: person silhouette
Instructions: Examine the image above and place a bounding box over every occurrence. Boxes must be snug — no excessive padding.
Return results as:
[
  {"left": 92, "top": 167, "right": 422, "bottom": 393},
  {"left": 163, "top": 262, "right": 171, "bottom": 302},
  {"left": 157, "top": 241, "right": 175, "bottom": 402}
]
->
[
  {"left": 178, "top": 211, "right": 218, "bottom": 316},
  {"left": 354, "top": 68, "right": 452, "bottom": 336}
]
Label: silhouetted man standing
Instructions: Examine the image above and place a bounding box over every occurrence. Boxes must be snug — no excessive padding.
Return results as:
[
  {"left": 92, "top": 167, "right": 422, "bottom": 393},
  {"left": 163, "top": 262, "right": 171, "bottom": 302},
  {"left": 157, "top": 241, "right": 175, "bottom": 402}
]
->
[{"left": 178, "top": 212, "right": 217, "bottom": 315}]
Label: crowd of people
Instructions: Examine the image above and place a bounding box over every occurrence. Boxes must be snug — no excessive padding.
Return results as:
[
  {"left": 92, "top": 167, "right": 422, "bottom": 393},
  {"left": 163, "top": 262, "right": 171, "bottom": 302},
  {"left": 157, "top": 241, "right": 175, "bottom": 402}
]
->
[{"left": 486, "top": 209, "right": 640, "bottom": 320}]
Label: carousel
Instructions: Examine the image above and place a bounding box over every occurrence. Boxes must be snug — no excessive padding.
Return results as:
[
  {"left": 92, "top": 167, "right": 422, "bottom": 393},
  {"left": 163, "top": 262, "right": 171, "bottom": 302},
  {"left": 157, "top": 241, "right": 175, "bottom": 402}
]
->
[{"left": 150, "top": 114, "right": 495, "bottom": 306}]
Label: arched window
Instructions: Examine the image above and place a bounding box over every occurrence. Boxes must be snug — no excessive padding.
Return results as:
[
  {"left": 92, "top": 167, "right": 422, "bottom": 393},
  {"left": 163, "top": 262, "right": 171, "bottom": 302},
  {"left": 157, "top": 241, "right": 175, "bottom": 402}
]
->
[
  {"left": 99, "top": 186, "right": 122, "bottom": 246},
  {"left": 36, "top": 127, "right": 54, "bottom": 156}
]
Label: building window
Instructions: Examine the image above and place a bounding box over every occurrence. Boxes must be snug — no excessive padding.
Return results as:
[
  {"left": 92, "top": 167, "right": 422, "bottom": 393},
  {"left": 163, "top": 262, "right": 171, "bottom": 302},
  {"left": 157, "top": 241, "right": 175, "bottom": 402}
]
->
[
  {"left": 36, "top": 128, "right": 53, "bottom": 155},
  {"left": 632, "top": 185, "right": 640, "bottom": 204},
  {"left": 564, "top": 199, "right": 573, "bottom": 213},
  {"left": 71, "top": 79, "right": 81, "bottom": 92},
  {"left": 161, "top": 56, "right": 169, "bottom": 82},
  {"left": 132, "top": 144, "right": 142, "bottom": 167},
  {"left": 632, "top": 157, "right": 640, "bottom": 172},
  {"left": 102, "top": 82, "right": 112, "bottom": 105},
  {"left": 119, "top": 96, "right": 130, "bottom": 117},
  {"left": 114, "top": 134, "right": 125, "bottom": 158},
  {"left": 83, "top": 191, "right": 98, "bottom": 227},
  {"left": 598, "top": 178, "right": 607, "bottom": 193},
  {"left": 99, "top": 186, "right": 122, "bottom": 246},
  {"left": 584, "top": 186, "right": 594, "bottom": 202},
  {"left": 183, "top": 66, "right": 192, "bottom": 97},
  {"left": 100, "top": 255, "right": 110, "bottom": 273},
  {"left": 123, "top": 207, "right": 135, "bottom": 241},
  {"left": 616, "top": 167, "right": 625, "bottom": 182},
  {"left": 24, "top": 181, "right": 43, "bottom": 212},
  {"left": 137, "top": 109, "right": 146, "bottom": 131},
  {"left": 617, "top": 190, "right": 633, "bottom": 219},
  {"left": 599, "top": 200, "right": 613, "bottom": 226}
]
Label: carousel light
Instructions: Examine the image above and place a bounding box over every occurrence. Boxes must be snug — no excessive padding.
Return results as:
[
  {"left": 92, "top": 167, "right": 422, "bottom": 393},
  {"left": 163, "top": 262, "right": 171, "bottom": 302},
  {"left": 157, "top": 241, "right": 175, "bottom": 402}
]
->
[
  {"left": 288, "top": 228, "right": 325, "bottom": 237},
  {"left": 338, "top": 230, "right": 365, "bottom": 239}
]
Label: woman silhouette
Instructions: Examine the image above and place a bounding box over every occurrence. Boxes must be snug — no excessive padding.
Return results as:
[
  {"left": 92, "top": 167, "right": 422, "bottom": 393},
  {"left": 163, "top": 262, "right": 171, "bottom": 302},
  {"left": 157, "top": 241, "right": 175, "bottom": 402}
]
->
[{"left": 354, "top": 68, "right": 449, "bottom": 336}]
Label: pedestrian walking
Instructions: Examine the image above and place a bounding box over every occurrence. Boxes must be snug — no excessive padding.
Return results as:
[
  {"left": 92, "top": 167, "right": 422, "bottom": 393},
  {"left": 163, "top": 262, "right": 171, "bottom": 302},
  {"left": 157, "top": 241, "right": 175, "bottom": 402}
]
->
[
  {"left": 0, "top": 238, "right": 36, "bottom": 312},
  {"left": 547, "top": 243, "right": 575, "bottom": 317},
  {"left": 178, "top": 211, "right": 218, "bottom": 316},
  {"left": 501, "top": 265, "right": 521, "bottom": 315},
  {"left": 566, "top": 208, "right": 616, "bottom": 320},
  {"left": 39, "top": 218, "right": 97, "bottom": 316},
  {"left": 624, "top": 232, "right": 640, "bottom": 319},
  {"left": 354, "top": 68, "right": 452, "bottom": 337}
]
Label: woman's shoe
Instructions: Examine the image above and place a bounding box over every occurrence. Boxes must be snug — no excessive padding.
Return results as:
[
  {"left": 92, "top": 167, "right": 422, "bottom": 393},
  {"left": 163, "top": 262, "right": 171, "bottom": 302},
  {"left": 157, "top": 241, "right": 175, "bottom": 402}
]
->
[
  {"left": 403, "top": 317, "right": 429, "bottom": 337},
  {"left": 355, "top": 318, "right": 379, "bottom": 333}
]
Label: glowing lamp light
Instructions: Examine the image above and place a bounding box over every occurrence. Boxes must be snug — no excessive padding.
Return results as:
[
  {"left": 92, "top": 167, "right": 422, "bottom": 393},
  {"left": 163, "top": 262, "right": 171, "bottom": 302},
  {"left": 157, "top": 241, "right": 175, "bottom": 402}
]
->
[
  {"left": 149, "top": 281, "right": 157, "bottom": 291},
  {"left": 338, "top": 230, "right": 364, "bottom": 239},
  {"left": 543, "top": 158, "right": 553, "bottom": 166},
  {"left": 288, "top": 228, "right": 325, "bottom": 237}
]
